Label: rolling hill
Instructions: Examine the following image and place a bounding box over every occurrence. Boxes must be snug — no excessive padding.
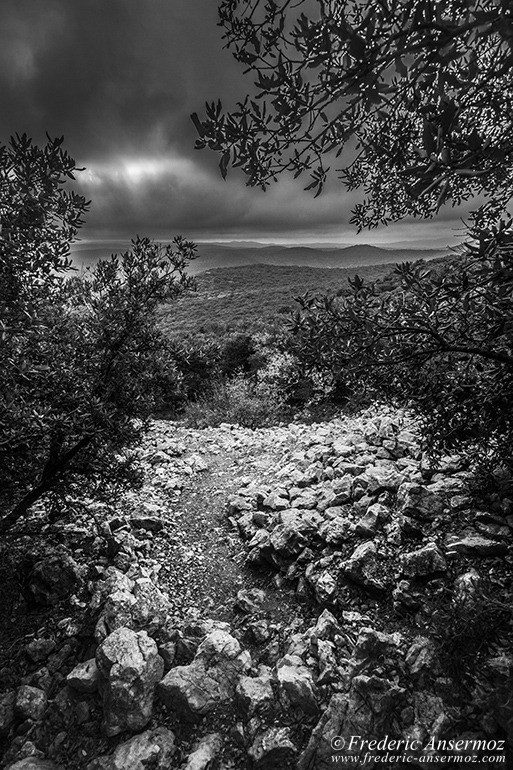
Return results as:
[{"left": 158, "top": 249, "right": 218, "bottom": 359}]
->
[{"left": 71, "top": 239, "right": 445, "bottom": 275}]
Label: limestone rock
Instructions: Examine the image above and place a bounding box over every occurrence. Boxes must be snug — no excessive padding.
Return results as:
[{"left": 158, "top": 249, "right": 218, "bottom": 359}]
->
[
  {"left": 236, "top": 671, "right": 274, "bottom": 716},
  {"left": 453, "top": 569, "right": 481, "bottom": 607},
  {"left": 445, "top": 534, "right": 508, "bottom": 557},
  {"left": 276, "top": 654, "right": 318, "bottom": 714},
  {"left": 158, "top": 630, "right": 248, "bottom": 720},
  {"left": 67, "top": 659, "right": 101, "bottom": 694},
  {"left": 248, "top": 727, "right": 296, "bottom": 769},
  {"left": 90, "top": 727, "right": 176, "bottom": 770},
  {"left": 407, "top": 690, "right": 449, "bottom": 744},
  {"left": 94, "top": 576, "right": 171, "bottom": 642},
  {"left": 400, "top": 542, "right": 447, "bottom": 577},
  {"left": 341, "top": 542, "right": 384, "bottom": 591},
  {"left": 129, "top": 516, "right": 165, "bottom": 532},
  {"left": 319, "top": 517, "right": 353, "bottom": 544},
  {"left": 359, "top": 466, "right": 405, "bottom": 494},
  {"left": 96, "top": 627, "right": 164, "bottom": 737},
  {"left": 305, "top": 566, "right": 338, "bottom": 605},
  {"left": 405, "top": 638, "right": 439, "bottom": 677},
  {"left": 235, "top": 588, "right": 266, "bottom": 614},
  {"left": 90, "top": 567, "right": 134, "bottom": 610},
  {"left": 182, "top": 733, "right": 223, "bottom": 770},
  {"left": 355, "top": 503, "right": 388, "bottom": 536},
  {"left": 14, "top": 686, "right": 47, "bottom": 721},
  {"left": 397, "top": 482, "right": 445, "bottom": 520}
]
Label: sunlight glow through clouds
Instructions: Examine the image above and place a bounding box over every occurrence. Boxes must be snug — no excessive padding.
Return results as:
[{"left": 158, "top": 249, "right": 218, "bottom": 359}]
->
[{"left": 81, "top": 155, "right": 209, "bottom": 189}]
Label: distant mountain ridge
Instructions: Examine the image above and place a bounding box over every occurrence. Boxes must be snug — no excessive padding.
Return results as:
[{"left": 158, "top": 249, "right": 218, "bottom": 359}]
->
[{"left": 71, "top": 240, "right": 446, "bottom": 274}]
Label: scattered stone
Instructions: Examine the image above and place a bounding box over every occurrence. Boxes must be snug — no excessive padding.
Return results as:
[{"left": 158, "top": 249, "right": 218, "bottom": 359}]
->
[
  {"left": 306, "top": 566, "right": 338, "bottom": 604},
  {"left": 182, "top": 733, "right": 223, "bottom": 770},
  {"left": 406, "top": 638, "right": 438, "bottom": 677},
  {"left": 453, "top": 569, "right": 481, "bottom": 607},
  {"left": 319, "top": 516, "right": 353, "bottom": 544},
  {"left": 247, "top": 620, "right": 271, "bottom": 644},
  {"left": 129, "top": 516, "right": 165, "bottom": 532}
]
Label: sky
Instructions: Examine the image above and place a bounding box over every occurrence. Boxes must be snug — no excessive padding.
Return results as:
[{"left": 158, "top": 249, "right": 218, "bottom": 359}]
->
[{"left": 0, "top": 0, "right": 468, "bottom": 248}]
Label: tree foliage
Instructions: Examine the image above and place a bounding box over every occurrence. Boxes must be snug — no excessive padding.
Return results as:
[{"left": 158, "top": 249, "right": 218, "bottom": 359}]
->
[
  {"left": 0, "top": 135, "right": 196, "bottom": 531},
  {"left": 193, "top": 0, "right": 513, "bottom": 228}
]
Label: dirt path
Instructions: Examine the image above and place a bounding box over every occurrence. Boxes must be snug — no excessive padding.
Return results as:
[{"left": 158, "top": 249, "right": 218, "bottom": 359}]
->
[{"left": 126, "top": 421, "right": 308, "bottom": 628}]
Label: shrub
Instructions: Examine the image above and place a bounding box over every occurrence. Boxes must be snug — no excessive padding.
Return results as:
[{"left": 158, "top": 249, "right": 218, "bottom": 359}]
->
[
  {"left": 429, "top": 579, "right": 511, "bottom": 692},
  {"left": 184, "top": 371, "right": 285, "bottom": 428},
  {"left": 0, "top": 134, "right": 196, "bottom": 531},
  {"left": 289, "top": 219, "right": 513, "bottom": 472}
]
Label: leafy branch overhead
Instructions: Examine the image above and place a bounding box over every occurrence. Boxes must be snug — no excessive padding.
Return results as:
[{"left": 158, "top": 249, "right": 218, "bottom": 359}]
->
[{"left": 192, "top": 0, "right": 513, "bottom": 227}]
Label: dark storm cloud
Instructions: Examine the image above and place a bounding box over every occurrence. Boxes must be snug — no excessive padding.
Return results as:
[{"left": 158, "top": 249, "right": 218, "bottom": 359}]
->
[{"left": 0, "top": 1, "right": 467, "bottom": 243}]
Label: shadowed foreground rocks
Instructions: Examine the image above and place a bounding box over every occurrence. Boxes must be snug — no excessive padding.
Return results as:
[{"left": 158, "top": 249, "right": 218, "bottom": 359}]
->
[{"left": 0, "top": 406, "right": 512, "bottom": 768}]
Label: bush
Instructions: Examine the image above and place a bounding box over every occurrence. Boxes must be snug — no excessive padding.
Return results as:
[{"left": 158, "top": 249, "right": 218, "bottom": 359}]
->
[
  {"left": 0, "top": 135, "right": 196, "bottom": 531},
  {"left": 429, "top": 579, "right": 511, "bottom": 692},
  {"left": 289, "top": 219, "right": 513, "bottom": 472},
  {"left": 184, "top": 371, "right": 285, "bottom": 429}
]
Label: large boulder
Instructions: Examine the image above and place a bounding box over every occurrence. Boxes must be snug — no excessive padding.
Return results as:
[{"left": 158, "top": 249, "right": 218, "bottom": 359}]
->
[
  {"left": 298, "top": 676, "right": 405, "bottom": 769},
  {"left": 158, "top": 630, "right": 250, "bottom": 721},
  {"left": 96, "top": 627, "right": 164, "bottom": 737}
]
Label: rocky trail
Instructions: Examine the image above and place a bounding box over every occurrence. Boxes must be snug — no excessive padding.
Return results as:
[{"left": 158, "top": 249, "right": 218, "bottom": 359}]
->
[
  {"left": 1, "top": 406, "right": 513, "bottom": 769},
  {"left": 130, "top": 421, "right": 307, "bottom": 627}
]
